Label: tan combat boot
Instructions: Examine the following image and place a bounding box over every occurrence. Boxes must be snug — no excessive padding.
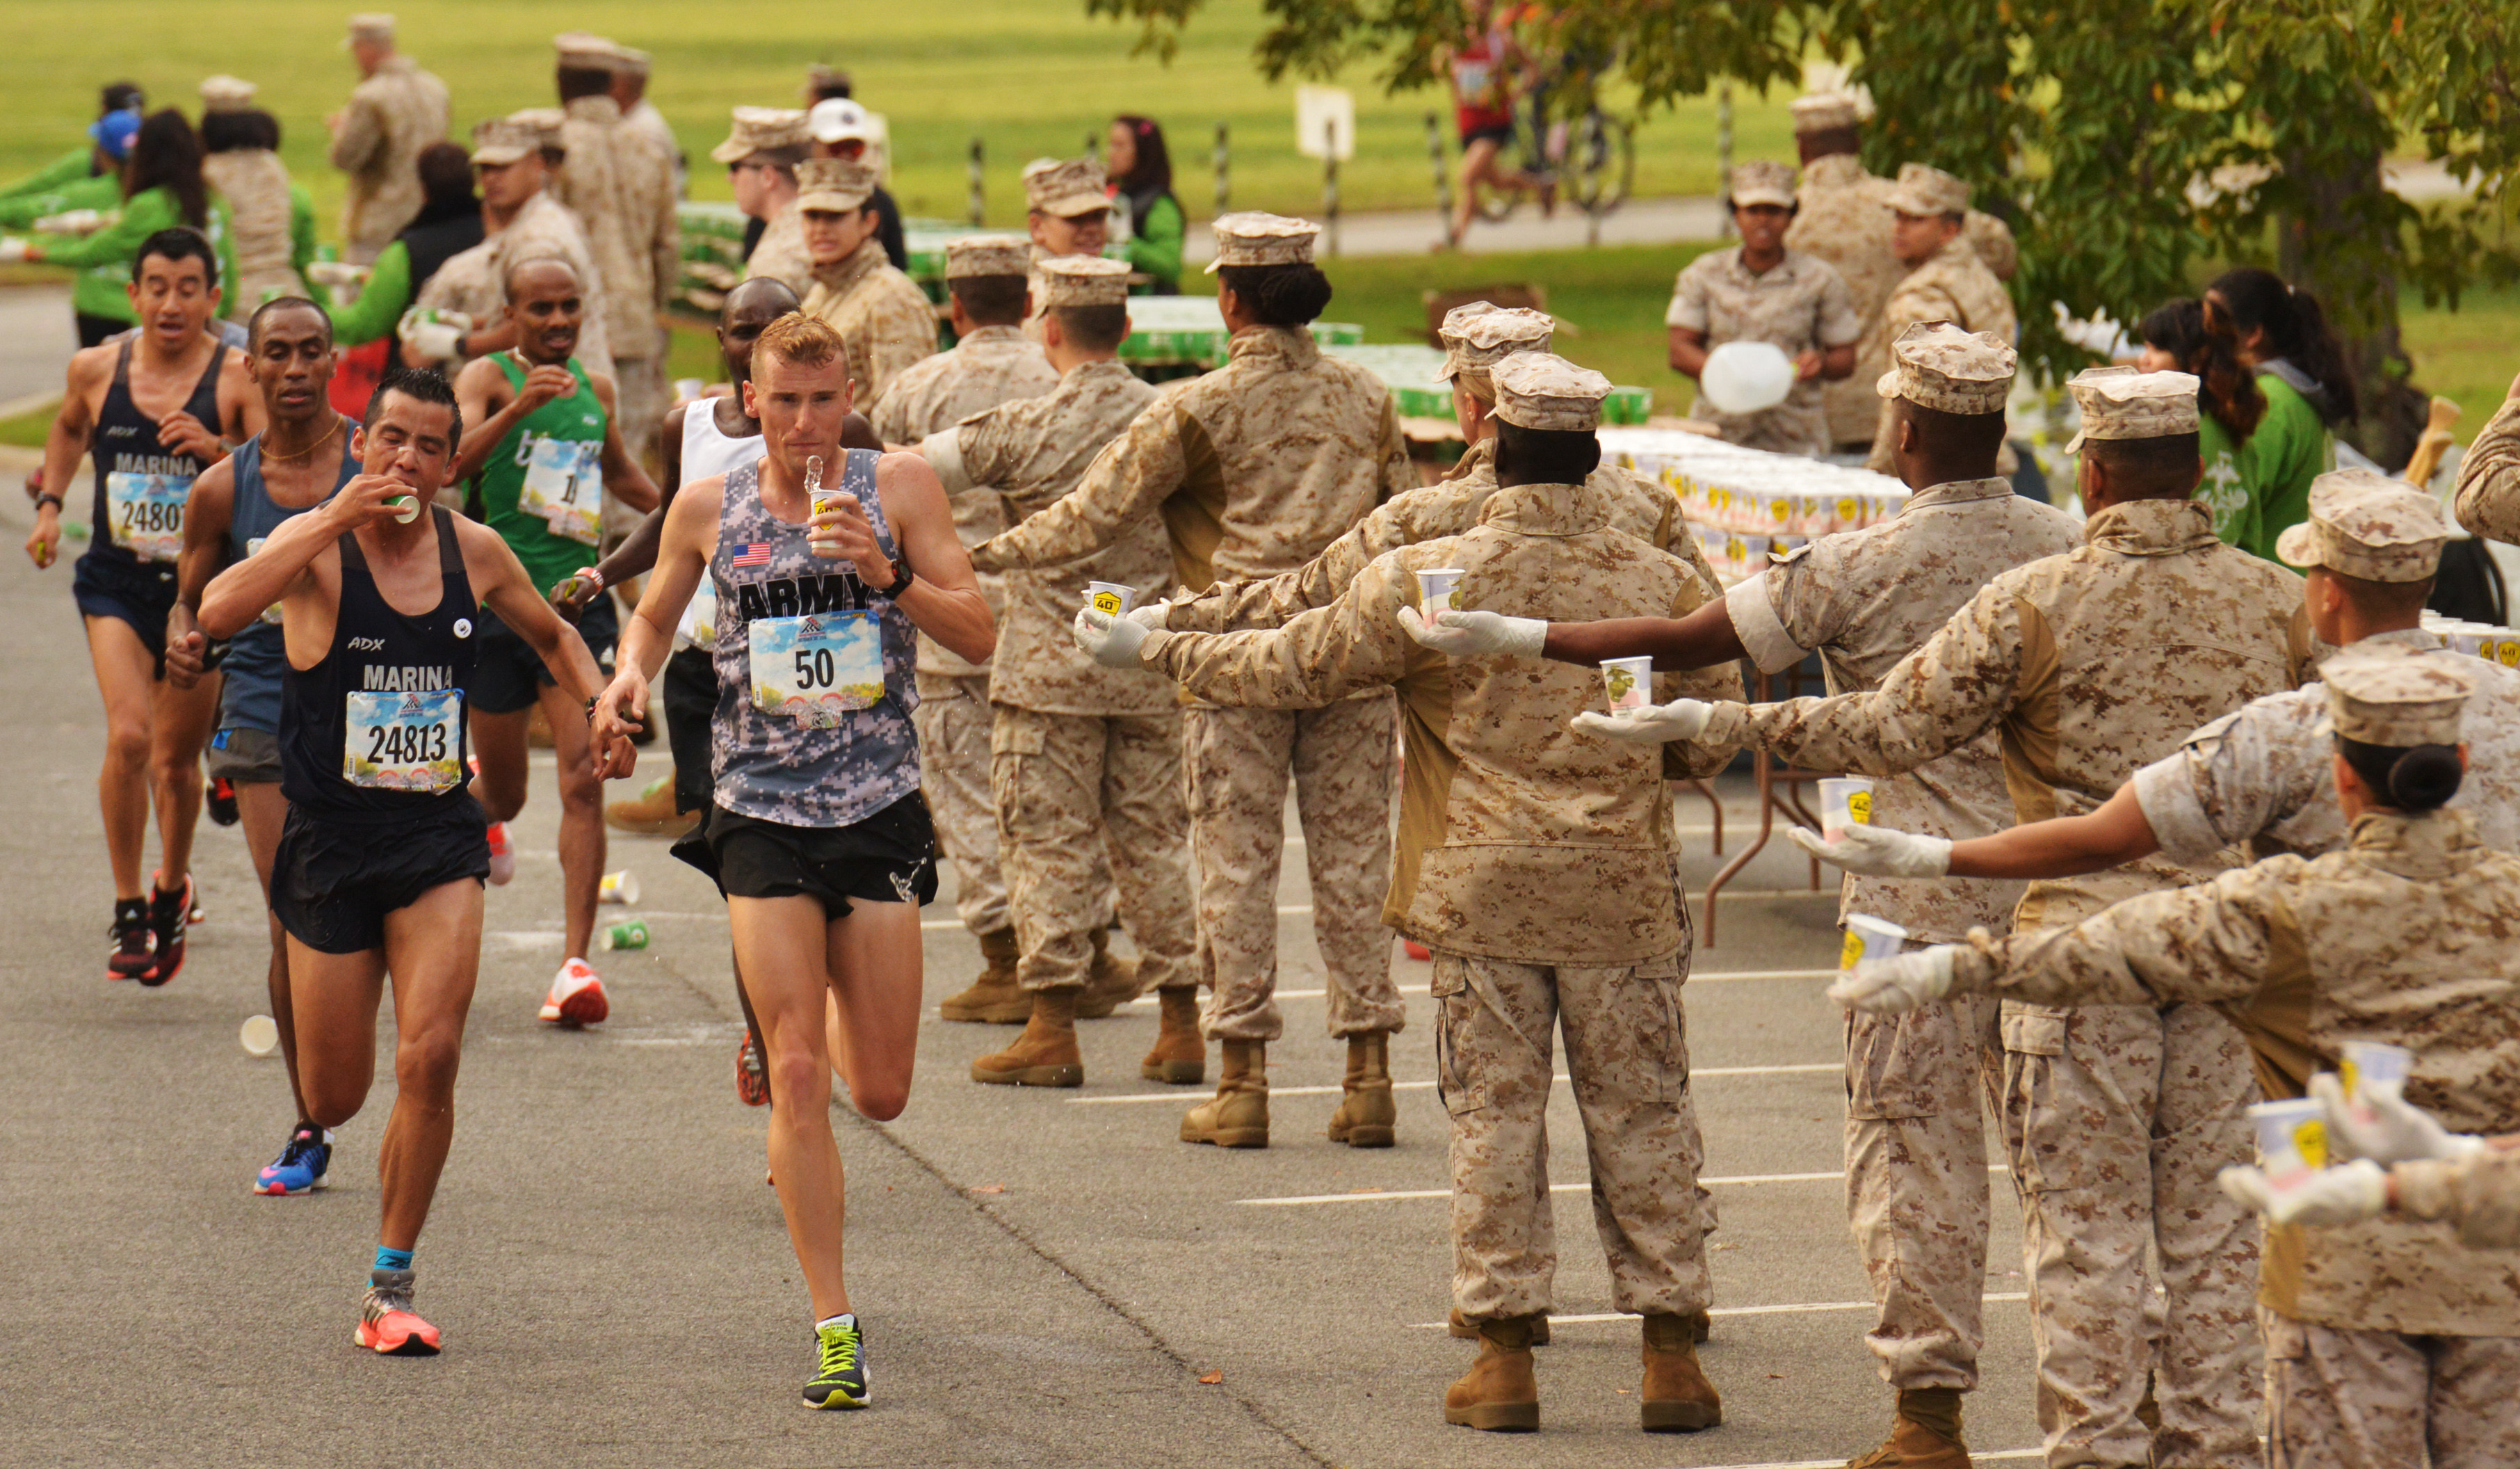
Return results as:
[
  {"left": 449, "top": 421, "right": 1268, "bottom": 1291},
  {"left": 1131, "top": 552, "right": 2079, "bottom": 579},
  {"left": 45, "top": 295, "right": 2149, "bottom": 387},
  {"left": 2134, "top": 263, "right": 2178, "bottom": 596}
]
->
[
  {"left": 603, "top": 773, "right": 699, "bottom": 838},
  {"left": 1180, "top": 1039, "right": 1268, "bottom": 1147},
  {"left": 1640, "top": 1313, "right": 1722, "bottom": 1433},
  {"left": 1448, "top": 1308, "right": 1550, "bottom": 1345},
  {"left": 1076, "top": 926, "right": 1144, "bottom": 1019},
  {"left": 1845, "top": 1388, "right": 1969, "bottom": 1468},
  {"left": 970, "top": 986, "right": 1084, "bottom": 1086},
  {"left": 1140, "top": 987, "right": 1205, "bottom": 1084},
  {"left": 938, "top": 929, "right": 1027, "bottom": 1023},
  {"left": 1325, "top": 1031, "right": 1397, "bottom": 1148},
  {"left": 1443, "top": 1314, "right": 1541, "bottom": 1431}
]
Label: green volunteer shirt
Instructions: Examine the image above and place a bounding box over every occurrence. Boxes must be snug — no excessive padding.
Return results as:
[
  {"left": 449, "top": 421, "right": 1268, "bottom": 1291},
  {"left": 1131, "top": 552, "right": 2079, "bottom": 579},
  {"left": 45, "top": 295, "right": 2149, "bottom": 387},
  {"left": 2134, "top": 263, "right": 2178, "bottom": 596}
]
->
[
  {"left": 472, "top": 353, "right": 607, "bottom": 594},
  {"left": 2236, "top": 372, "right": 2334, "bottom": 563},
  {"left": 37, "top": 186, "right": 238, "bottom": 324},
  {"left": 1, "top": 146, "right": 97, "bottom": 202}
]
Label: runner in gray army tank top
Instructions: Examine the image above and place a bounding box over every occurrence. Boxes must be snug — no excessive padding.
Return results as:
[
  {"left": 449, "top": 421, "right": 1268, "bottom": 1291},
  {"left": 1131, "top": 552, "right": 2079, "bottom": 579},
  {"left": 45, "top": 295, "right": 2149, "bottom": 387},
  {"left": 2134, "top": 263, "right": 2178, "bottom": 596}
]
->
[{"left": 707, "top": 449, "right": 921, "bottom": 827}]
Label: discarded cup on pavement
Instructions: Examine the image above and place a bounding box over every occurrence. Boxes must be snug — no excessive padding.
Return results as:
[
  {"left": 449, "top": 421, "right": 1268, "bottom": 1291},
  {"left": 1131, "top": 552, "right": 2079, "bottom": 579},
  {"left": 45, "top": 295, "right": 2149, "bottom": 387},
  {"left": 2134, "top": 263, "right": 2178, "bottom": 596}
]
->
[
  {"left": 599, "top": 920, "right": 650, "bottom": 952},
  {"left": 598, "top": 870, "right": 639, "bottom": 906},
  {"left": 1416, "top": 568, "right": 1468, "bottom": 615},
  {"left": 1601, "top": 656, "right": 1654, "bottom": 715},
  {"left": 1818, "top": 778, "right": 1877, "bottom": 842},
  {"left": 240, "top": 1014, "right": 280, "bottom": 1057},
  {"left": 1085, "top": 581, "right": 1135, "bottom": 618},
  {"left": 1839, "top": 913, "right": 1907, "bottom": 971}
]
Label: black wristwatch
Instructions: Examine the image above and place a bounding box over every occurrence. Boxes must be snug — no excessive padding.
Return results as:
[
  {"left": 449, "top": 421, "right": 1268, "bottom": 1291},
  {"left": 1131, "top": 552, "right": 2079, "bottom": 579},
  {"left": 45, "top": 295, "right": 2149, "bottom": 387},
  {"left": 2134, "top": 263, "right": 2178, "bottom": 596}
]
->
[
  {"left": 34, "top": 492, "right": 63, "bottom": 512},
  {"left": 875, "top": 560, "right": 914, "bottom": 600}
]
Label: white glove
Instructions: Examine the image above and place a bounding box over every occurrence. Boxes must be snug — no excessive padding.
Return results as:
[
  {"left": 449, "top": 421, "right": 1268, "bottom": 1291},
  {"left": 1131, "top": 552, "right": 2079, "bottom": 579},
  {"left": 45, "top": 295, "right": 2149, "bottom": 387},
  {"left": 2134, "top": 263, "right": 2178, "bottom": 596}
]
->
[
  {"left": 2218, "top": 1159, "right": 2391, "bottom": 1228},
  {"left": 2311, "top": 1071, "right": 2487, "bottom": 1165},
  {"left": 0, "top": 237, "right": 28, "bottom": 264},
  {"left": 1125, "top": 602, "right": 1170, "bottom": 632},
  {"left": 1397, "top": 606, "right": 1548, "bottom": 659},
  {"left": 1570, "top": 698, "right": 1715, "bottom": 744},
  {"left": 1788, "top": 821, "right": 1954, "bottom": 878},
  {"left": 307, "top": 260, "right": 370, "bottom": 288},
  {"left": 1827, "top": 943, "right": 1959, "bottom": 1013},
  {"left": 34, "top": 209, "right": 104, "bottom": 236},
  {"left": 1073, "top": 606, "right": 1151, "bottom": 668},
  {"left": 398, "top": 308, "right": 471, "bottom": 358}
]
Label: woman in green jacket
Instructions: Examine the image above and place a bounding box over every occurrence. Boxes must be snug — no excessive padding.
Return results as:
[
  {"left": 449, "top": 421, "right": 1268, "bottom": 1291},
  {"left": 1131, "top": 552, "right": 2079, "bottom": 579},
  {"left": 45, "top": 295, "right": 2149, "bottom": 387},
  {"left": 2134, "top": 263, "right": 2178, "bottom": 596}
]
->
[
  {"left": 1106, "top": 115, "right": 1184, "bottom": 294},
  {"left": 20, "top": 110, "right": 235, "bottom": 346},
  {"left": 2205, "top": 266, "right": 2352, "bottom": 562},
  {"left": 323, "top": 141, "right": 483, "bottom": 348}
]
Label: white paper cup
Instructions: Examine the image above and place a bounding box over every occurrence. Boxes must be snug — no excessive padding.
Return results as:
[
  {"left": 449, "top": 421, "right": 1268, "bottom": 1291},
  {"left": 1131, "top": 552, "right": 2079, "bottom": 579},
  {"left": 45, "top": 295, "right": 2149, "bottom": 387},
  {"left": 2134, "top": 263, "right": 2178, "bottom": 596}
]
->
[
  {"left": 384, "top": 493, "right": 421, "bottom": 524},
  {"left": 1416, "top": 568, "right": 1467, "bottom": 614},
  {"left": 809, "top": 492, "right": 845, "bottom": 556},
  {"left": 1819, "top": 777, "right": 1877, "bottom": 842},
  {"left": 1601, "top": 656, "right": 1654, "bottom": 714},
  {"left": 1839, "top": 913, "right": 1908, "bottom": 970},
  {"left": 2248, "top": 1097, "right": 2328, "bottom": 1177},
  {"left": 673, "top": 377, "right": 706, "bottom": 405},
  {"left": 598, "top": 870, "right": 639, "bottom": 906},
  {"left": 1085, "top": 581, "right": 1135, "bottom": 618},
  {"left": 2339, "top": 1040, "right": 2412, "bottom": 1100},
  {"left": 240, "top": 1014, "right": 280, "bottom": 1057}
]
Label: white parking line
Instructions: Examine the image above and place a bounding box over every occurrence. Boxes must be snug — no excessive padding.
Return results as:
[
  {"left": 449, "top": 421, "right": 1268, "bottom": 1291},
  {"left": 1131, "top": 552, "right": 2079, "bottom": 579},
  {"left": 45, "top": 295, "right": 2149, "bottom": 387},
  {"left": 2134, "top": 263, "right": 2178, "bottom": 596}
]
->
[
  {"left": 1408, "top": 1293, "right": 2028, "bottom": 1328},
  {"left": 1676, "top": 1452, "right": 2041, "bottom": 1468},
  {"left": 1067, "top": 1062, "right": 1839, "bottom": 1106},
  {"left": 1238, "top": 1165, "right": 2005, "bottom": 1206}
]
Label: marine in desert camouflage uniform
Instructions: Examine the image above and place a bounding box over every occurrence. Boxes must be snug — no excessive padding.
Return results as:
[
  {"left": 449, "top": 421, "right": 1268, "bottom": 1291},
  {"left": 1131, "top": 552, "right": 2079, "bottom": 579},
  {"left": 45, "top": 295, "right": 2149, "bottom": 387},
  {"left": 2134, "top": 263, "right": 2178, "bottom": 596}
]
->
[
  {"left": 1865, "top": 166, "right": 2020, "bottom": 476},
  {"left": 411, "top": 115, "right": 614, "bottom": 379},
  {"left": 1083, "top": 354, "right": 1736, "bottom": 1435},
  {"left": 797, "top": 157, "right": 935, "bottom": 406},
  {"left": 711, "top": 107, "right": 814, "bottom": 301},
  {"left": 973, "top": 212, "right": 1416, "bottom": 1151},
  {"left": 198, "top": 77, "right": 314, "bottom": 320},
  {"left": 912, "top": 256, "right": 1200, "bottom": 1091},
  {"left": 328, "top": 13, "right": 449, "bottom": 264},
  {"left": 1786, "top": 91, "right": 2017, "bottom": 453},
  {"left": 1667, "top": 161, "right": 1861, "bottom": 456},
  {"left": 2452, "top": 371, "right": 2520, "bottom": 545},
  {"left": 551, "top": 35, "right": 678, "bottom": 465},
  {"left": 1612, "top": 366, "right": 2316, "bottom": 1469},
  {"left": 1842, "top": 655, "right": 2520, "bottom": 1469}
]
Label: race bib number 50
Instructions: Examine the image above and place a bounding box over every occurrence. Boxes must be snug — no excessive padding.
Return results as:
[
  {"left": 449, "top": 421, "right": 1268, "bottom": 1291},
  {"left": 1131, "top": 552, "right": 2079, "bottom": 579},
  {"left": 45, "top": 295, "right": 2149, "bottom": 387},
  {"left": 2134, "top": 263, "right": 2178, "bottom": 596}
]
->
[
  {"left": 107, "top": 471, "right": 191, "bottom": 562},
  {"left": 749, "top": 611, "right": 883, "bottom": 728},
  {"left": 344, "top": 689, "right": 463, "bottom": 790}
]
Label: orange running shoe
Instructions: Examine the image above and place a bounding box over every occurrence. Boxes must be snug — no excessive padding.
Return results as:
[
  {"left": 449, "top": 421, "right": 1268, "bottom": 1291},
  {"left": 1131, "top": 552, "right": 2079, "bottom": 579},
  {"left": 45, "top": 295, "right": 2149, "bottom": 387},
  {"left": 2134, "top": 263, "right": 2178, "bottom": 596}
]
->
[{"left": 354, "top": 1269, "right": 442, "bottom": 1356}]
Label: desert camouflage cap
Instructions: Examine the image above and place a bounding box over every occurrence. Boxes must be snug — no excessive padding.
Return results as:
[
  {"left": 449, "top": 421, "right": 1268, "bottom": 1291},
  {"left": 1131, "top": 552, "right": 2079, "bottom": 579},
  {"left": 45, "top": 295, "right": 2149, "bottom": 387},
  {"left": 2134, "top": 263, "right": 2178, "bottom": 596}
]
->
[
  {"left": 2276, "top": 467, "right": 2451, "bottom": 584},
  {"left": 2324, "top": 650, "right": 2473, "bottom": 746},
  {"left": 1023, "top": 156, "right": 1109, "bottom": 218},
  {"left": 1039, "top": 255, "right": 1131, "bottom": 307},
  {"left": 795, "top": 156, "right": 878, "bottom": 214},
  {"left": 1203, "top": 211, "right": 1319, "bottom": 271},
  {"left": 1434, "top": 303, "right": 1555, "bottom": 398},
  {"left": 2062, "top": 366, "right": 2202, "bottom": 454},
  {"left": 508, "top": 107, "right": 567, "bottom": 154},
  {"left": 611, "top": 45, "right": 652, "bottom": 79},
  {"left": 469, "top": 115, "right": 540, "bottom": 167},
  {"left": 1790, "top": 92, "right": 1861, "bottom": 132},
  {"left": 1886, "top": 162, "right": 1971, "bottom": 218},
  {"left": 944, "top": 234, "right": 1031, "bottom": 280},
  {"left": 199, "top": 75, "right": 257, "bottom": 112},
  {"left": 1490, "top": 351, "right": 1613, "bottom": 433},
  {"left": 1875, "top": 321, "right": 2014, "bottom": 414},
  {"left": 1730, "top": 161, "right": 1797, "bottom": 209},
  {"left": 554, "top": 32, "right": 624, "bottom": 71},
  {"left": 345, "top": 13, "right": 396, "bottom": 45},
  {"left": 709, "top": 106, "right": 810, "bottom": 165}
]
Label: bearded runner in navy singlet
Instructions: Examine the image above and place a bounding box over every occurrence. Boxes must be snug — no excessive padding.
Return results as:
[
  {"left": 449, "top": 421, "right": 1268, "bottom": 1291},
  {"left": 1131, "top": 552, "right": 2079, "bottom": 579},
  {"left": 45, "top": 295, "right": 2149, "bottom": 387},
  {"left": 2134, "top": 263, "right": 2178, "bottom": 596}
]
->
[
  {"left": 25, "top": 226, "right": 261, "bottom": 982},
  {"left": 167, "top": 297, "right": 359, "bottom": 1196},
  {"left": 592, "top": 312, "right": 994, "bottom": 1409},
  {"left": 200, "top": 368, "right": 629, "bottom": 1358},
  {"left": 450, "top": 255, "right": 659, "bottom": 1029}
]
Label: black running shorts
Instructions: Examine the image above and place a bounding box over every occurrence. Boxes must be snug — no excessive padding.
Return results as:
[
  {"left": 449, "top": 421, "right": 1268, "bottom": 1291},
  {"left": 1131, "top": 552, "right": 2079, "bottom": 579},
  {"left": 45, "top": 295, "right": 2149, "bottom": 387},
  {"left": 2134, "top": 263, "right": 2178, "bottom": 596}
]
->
[
  {"left": 673, "top": 794, "right": 937, "bottom": 919},
  {"left": 272, "top": 798, "right": 492, "bottom": 954}
]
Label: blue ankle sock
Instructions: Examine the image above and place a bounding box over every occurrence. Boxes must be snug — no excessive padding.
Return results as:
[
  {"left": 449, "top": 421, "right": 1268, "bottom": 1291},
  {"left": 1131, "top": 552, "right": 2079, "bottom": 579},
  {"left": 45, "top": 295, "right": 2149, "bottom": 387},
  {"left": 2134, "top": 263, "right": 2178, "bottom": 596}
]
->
[{"left": 373, "top": 1246, "right": 414, "bottom": 1274}]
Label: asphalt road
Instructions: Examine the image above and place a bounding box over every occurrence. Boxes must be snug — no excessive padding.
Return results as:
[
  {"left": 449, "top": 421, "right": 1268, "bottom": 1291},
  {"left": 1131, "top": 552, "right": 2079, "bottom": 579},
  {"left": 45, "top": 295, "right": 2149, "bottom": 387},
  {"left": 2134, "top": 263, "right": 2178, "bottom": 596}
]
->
[{"left": 0, "top": 483, "right": 2042, "bottom": 1468}]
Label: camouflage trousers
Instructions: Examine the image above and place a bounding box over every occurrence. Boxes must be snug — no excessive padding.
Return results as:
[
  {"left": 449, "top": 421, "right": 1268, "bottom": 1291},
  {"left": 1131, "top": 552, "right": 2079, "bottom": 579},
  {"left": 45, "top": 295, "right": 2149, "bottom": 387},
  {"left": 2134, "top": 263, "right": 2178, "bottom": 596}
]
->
[
  {"left": 2001, "top": 1000, "right": 2262, "bottom": 1469},
  {"left": 1432, "top": 947, "right": 1710, "bottom": 1322},
  {"left": 913, "top": 673, "right": 1010, "bottom": 936},
  {"left": 2265, "top": 1310, "right": 2520, "bottom": 1469},
  {"left": 990, "top": 705, "right": 1195, "bottom": 995},
  {"left": 1182, "top": 696, "right": 1400, "bottom": 1043},
  {"left": 611, "top": 352, "right": 668, "bottom": 470},
  {"left": 1844, "top": 988, "right": 2005, "bottom": 1390}
]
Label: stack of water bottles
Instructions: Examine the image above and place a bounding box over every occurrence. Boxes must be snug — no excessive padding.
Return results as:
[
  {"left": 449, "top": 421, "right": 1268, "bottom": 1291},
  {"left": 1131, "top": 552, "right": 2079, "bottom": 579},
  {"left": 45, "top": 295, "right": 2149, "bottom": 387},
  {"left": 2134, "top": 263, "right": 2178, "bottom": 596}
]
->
[{"left": 1595, "top": 428, "right": 1911, "bottom": 588}]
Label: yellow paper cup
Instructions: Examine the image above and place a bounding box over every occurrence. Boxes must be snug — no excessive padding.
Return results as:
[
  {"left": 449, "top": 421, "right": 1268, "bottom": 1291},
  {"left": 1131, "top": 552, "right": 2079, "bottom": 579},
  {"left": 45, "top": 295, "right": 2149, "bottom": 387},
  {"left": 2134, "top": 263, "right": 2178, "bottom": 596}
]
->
[
  {"left": 598, "top": 870, "right": 639, "bottom": 906},
  {"left": 1086, "top": 581, "right": 1135, "bottom": 618},
  {"left": 1839, "top": 913, "right": 1908, "bottom": 970},
  {"left": 1416, "top": 568, "right": 1467, "bottom": 614}
]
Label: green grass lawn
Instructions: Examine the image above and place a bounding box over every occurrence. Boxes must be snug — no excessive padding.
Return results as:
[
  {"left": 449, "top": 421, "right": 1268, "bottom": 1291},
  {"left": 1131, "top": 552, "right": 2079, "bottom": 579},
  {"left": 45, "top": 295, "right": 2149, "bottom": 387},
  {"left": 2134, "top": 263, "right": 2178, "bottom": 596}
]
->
[{"left": 0, "top": 1, "right": 1800, "bottom": 235}]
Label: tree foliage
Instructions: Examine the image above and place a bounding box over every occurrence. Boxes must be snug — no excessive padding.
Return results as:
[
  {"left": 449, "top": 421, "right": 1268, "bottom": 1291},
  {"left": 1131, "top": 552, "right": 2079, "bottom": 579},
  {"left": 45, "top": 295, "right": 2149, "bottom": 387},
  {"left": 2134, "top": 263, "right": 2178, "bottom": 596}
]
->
[{"left": 1090, "top": 0, "right": 2520, "bottom": 458}]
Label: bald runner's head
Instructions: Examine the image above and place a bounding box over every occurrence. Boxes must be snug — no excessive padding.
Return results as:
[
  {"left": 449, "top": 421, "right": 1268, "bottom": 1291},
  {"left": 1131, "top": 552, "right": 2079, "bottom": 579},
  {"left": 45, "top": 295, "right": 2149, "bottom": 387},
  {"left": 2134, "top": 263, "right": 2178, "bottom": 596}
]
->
[
  {"left": 246, "top": 297, "right": 338, "bottom": 424},
  {"left": 720, "top": 280, "right": 800, "bottom": 385},
  {"left": 503, "top": 256, "right": 585, "bottom": 366}
]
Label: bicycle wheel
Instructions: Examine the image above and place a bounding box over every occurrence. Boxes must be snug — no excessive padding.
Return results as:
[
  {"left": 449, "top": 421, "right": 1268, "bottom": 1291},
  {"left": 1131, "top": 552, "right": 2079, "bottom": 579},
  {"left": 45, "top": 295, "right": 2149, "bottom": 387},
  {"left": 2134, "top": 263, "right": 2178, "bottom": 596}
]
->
[{"left": 1569, "top": 111, "right": 1635, "bottom": 219}]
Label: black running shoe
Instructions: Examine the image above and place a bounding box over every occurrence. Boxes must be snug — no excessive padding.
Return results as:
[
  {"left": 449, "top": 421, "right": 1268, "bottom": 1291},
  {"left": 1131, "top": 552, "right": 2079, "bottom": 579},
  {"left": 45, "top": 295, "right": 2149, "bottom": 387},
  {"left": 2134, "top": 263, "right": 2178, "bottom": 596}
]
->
[
  {"left": 106, "top": 899, "right": 153, "bottom": 981},
  {"left": 206, "top": 775, "right": 239, "bottom": 827},
  {"left": 140, "top": 871, "right": 191, "bottom": 987},
  {"left": 802, "top": 1315, "right": 869, "bottom": 1409}
]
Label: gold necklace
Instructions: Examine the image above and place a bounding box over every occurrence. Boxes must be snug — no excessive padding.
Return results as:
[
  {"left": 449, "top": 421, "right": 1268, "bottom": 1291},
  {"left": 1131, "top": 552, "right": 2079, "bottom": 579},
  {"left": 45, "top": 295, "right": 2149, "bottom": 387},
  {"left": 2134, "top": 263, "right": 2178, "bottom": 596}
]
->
[{"left": 260, "top": 412, "right": 346, "bottom": 464}]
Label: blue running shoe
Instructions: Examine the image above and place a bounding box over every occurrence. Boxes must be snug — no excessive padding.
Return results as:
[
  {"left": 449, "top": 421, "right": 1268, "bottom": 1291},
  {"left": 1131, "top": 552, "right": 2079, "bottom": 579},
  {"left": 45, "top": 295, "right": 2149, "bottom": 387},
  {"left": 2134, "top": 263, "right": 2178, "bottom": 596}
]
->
[
  {"left": 256, "top": 1123, "right": 332, "bottom": 1196},
  {"left": 802, "top": 1315, "right": 869, "bottom": 1409}
]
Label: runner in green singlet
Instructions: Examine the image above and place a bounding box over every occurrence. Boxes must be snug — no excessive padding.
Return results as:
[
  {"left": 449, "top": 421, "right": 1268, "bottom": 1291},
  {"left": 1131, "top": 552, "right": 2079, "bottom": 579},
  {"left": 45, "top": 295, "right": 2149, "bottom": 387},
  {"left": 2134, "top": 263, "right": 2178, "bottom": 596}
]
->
[{"left": 449, "top": 256, "right": 657, "bottom": 1027}]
